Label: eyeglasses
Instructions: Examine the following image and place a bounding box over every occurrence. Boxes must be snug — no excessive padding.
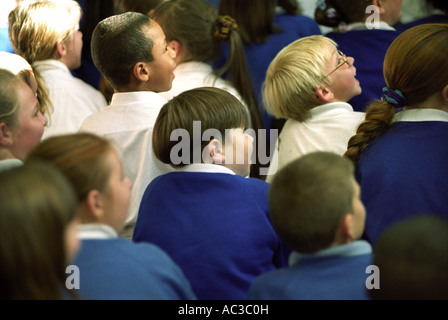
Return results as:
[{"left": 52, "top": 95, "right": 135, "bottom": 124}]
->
[{"left": 325, "top": 50, "right": 351, "bottom": 78}]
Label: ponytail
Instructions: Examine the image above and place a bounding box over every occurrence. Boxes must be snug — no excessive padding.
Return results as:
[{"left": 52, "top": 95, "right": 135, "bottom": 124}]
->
[{"left": 213, "top": 15, "right": 264, "bottom": 133}]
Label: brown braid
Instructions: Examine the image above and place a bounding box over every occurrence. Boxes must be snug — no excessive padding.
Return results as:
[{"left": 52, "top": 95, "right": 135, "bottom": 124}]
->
[{"left": 344, "top": 100, "right": 396, "bottom": 164}]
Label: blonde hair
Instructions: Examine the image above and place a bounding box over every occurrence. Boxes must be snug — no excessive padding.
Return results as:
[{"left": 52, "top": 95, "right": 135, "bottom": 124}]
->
[
  {"left": 0, "top": 51, "right": 52, "bottom": 118},
  {"left": 8, "top": 0, "right": 82, "bottom": 63},
  {"left": 263, "top": 35, "right": 335, "bottom": 122}
]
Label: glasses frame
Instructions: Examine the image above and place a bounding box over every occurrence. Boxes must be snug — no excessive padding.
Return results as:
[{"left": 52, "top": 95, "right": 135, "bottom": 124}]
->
[{"left": 325, "top": 50, "right": 351, "bottom": 78}]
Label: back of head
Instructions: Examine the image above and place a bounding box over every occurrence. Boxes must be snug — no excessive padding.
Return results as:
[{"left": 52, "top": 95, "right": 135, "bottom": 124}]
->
[
  {"left": 219, "top": 0, "right": 279, "bottom": 44},
  {"left": 27, "top": 133, "right": 113, "bottom": 203},
  {"left": 345, "top": 23, "right": 448, "bottom": 164},
  {"left": 0, "top": 69, "right": 21, "bottom": 129},
  {"left": 314, "top": 0, "right": 371, "bottom": 27},
  {"left": 152, "top": 0, "right": 219, "bottom": 63},
  {"left": 91, "top": 11, "right": 153, "bottom": 89},
  {"left": 8, "top": 0, "right": 82, "bottom": 63},
  {"left": 0, "top": 160, "right": 77, "bottom": 300},
  {"left": 383, "top": 23, "right": 448, "bottom": 106},
  {"left": 263, "top": 35, "right": 335, "bottom": 122},
  {"left": 370, "top": 215, "right": 448, "bottom": 300},
  {"left": 269, "top": 151, "right": 355, "bottom": 253},
  {"left": 153, "top": 87, "right": 249, "bottom": 167}
]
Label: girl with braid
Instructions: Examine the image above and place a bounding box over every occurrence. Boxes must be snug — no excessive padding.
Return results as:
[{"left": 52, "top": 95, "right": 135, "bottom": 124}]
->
[{"left": 345, "top": 24, "right": 448, "bottom": 245}]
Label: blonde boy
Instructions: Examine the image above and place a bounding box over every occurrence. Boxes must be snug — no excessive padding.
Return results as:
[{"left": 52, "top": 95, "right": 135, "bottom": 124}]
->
[{"left": 263, "top": 35, "right": 364, "bottom": 182}]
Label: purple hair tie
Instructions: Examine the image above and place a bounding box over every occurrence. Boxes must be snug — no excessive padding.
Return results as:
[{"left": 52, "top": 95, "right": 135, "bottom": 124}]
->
[{"left": 381, "top": 87, "right": 406, "bottom": 109}]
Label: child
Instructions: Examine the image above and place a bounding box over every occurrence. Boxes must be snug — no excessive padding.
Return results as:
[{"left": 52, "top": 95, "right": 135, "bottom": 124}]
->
[
  {"left": 247, "top": 151, "right": 372, "bottom": 300},
  {"left": 315, "top": 0, "right": 403, "bottom": 112},
  {"left": 345, "top": 23, "right": 448, "bottom": 245},
  {"left": 264, "top": 35, "right": 364, "bottom": 182},
  {"left": 133, "top": 87, "right": 289, "bottom": 300},
  {"left": 0, "top": 69, "right": 47, "bottom": 172},
  {"left": 369, "top": 214, "right": 448, "bottom": 300},
  {"left": 8, "top": 0, "right": 107, "bottom": 139},
  {"left": 152, "top": 0, "right": 264, "bottom": 145},
  {"left": 80, "top": 12, "right": 176, "bottom": 239},
  {"left": 217, "top": 0, "right": 322, "bottom": 133},
  {"left": 27, "top": 133, "right": 197, "bottom": 300},
  {"left": 0, "top": 160, "right": 79, "bottom": 300}
]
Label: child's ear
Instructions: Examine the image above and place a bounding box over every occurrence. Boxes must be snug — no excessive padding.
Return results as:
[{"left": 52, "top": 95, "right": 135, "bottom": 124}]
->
[
  {"left": 203, "top": 139, "right": 224, "bottom": 165},
  {"left": 0, "top": 123, "right": 14, "bottom": 147},
  {"left": 55, "top": 39, "right": 68, "bottom": 59},
  {"left": 372, "top": 0, "right": 386, "bottom": 15},
  {"left": 84, "top": 189, "right": 105, "bottom": 221},
  {"left": 133, "top": 62, "right": 150, "bottom": 82},
  {"left": 316, "top": 85, "right": 334, "bottom": 103},
  {"left": 169, "top": 40, "right": 180, "bottom": 58},
  {"left": 442, "top": 84, "right": 448, "bottom": 104},
  {"left": 337, "top": 213, "right": 355, "bottom": 244}
]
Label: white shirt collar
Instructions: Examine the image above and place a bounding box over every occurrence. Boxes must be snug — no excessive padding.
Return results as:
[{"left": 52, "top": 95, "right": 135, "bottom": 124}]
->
[
  {"left": 346, "top": 21, "right": 396, "bottom": 31},
  {"left": 33, "top": 59, "right": 71, "bottom": 73},
  {"left": 78, "top": 224, "right": 118, "bottom": 240},
  {"left": 288, "top": 240, "right": 372, "bottom": 266},
  {"left": 110, "top": 91, "right": 167, "bottom": 106},
  {"left": 394, "top": 108, "right": 448, "bottom": 123},
  {"left": 308, "top": 101, "right": 355, "bottom": 118},
  {"left": 177, "top": 163, "right": 236, "bottom": 175}
]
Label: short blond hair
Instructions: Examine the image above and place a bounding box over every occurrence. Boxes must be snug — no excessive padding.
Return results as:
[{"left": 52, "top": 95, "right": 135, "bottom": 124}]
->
[
  {"left": 9, "top": 0, "right": 82, "bottom": 63},
  {"left": 263, "top": 35, "right": 336, "bottom": 122}
]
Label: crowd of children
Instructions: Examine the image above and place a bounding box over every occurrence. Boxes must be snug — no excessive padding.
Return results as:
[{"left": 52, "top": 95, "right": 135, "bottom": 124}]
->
[{"left": 0, "top": 0, "right": 447, "bottom": 301}]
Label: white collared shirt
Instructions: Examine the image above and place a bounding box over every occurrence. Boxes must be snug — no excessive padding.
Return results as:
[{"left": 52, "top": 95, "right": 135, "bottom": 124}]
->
[
  {"left": 266, "top": 102, "right": 365, "bottom": 182},
  {"left": 34, "top": 59, "right": 107, "bottom": 140},
  {"left": 78, "top": 224, "right": 118, "bottom": 240},
  {"left": 345, "top": 21, "right": 396, "bottom": 32},
  {"left": 159, "top": 61, "right": 242, "bottom": 102},
  {"left": 80, "top": 91, "right": 174, "bottom": 230},
  {"left": 178, "top": 163, "right": 236, "bottom": 175},
  {"left": 393, "top": 108, "right": 448, "bottom": 123}
]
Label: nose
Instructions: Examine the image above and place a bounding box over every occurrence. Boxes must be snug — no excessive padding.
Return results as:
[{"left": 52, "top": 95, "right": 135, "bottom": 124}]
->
[
  {"left": 348, "top": 56, "right": 355, "bottom": 66},
  {"left": 40, "top": 112, "right": 48, "bottom": 126}
]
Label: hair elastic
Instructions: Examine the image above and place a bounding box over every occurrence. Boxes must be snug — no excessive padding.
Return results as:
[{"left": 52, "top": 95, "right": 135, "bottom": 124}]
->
[
  {"left": 381, "top": 87, "right": 407, "bottom": 109},
  {"left": 213, "top": 15, "right": 238, "bottom": 42}
]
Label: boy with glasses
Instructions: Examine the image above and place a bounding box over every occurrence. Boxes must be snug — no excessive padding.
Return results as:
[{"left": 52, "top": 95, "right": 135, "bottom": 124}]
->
[{"left": 264, "top": 35, "right": 364, "bottom": 182}]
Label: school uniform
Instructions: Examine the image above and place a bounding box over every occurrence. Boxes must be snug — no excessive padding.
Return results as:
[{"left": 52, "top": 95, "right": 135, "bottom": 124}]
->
[
  {"left": 266, "top": 102, "right": 365, "bottom": 182},
  {"left": 0, "top": 159, "right": 23, "bottom": 173},
  {"left": 133, "top": 164, "right": 289, "bottom": 300},
  {"left": 80, "top": 91, "right": 174, "bottom": 238},
  {"left": 247, "top": 241, "right": 373, "bottom": 300},
  {"left": 357, "top": 109, "right": 448, "bottom": 245},
  {"left": 34, "top": 59, "right": 107, "bottom": 140},
  {"left": 73, "top": 224, "right": 197, "bottom": 300}
]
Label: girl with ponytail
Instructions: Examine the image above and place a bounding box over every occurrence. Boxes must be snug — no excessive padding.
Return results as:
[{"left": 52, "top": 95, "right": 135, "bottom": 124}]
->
[{"left": 345, "top": 24, "right": 448, "bottom": 245}]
